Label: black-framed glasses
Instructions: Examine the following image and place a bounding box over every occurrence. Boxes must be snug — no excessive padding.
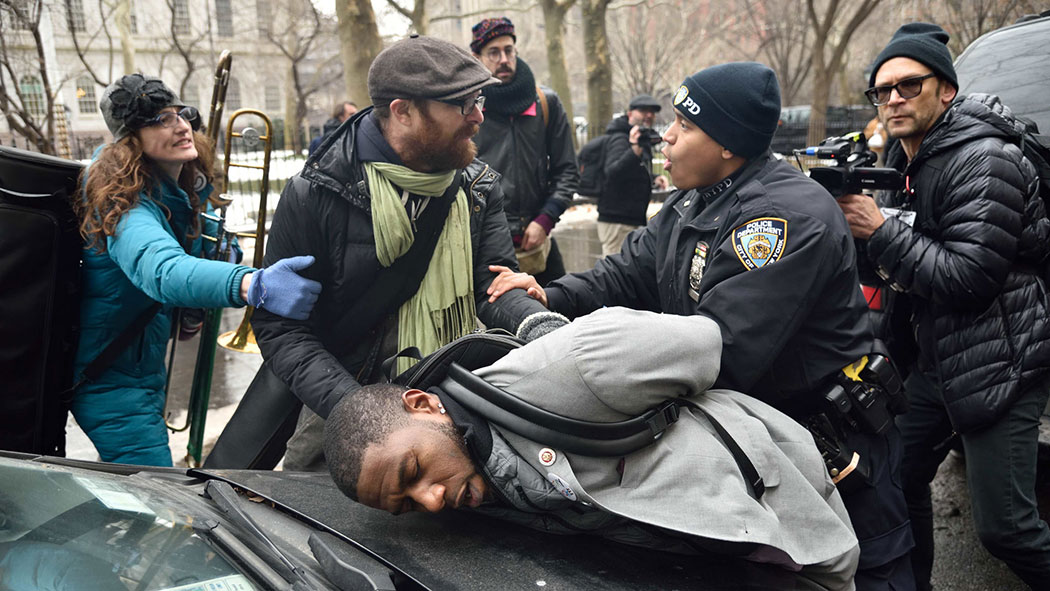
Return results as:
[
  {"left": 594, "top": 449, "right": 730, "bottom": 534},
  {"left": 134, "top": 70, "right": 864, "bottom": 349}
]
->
[
  {"left": 864, "top": 73, "right": 936, "bottom": 106},
  {"left": 436, "top": 95, "right": 486, "bottom": 116},
  {"left": 481, "top": 46, "right": 516, "bottom": 62},
  {"left": 145, "top": 106, "right": 201, "bottom": 131}
]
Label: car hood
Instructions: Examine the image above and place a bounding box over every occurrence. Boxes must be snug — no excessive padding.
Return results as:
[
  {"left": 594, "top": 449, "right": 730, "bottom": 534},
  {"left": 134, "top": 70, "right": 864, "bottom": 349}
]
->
[{"left": 197, "top": 468, "right": 821, "bottom": 591}]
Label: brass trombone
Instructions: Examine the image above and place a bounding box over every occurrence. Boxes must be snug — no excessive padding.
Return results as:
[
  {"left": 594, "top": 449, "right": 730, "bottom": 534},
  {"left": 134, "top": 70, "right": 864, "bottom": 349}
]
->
[
  {"left": 174, "top": 109, "right": 272, "bottom": 466},
  {"left": 216, "top": 108, "right": 274, "bottom": 354}
]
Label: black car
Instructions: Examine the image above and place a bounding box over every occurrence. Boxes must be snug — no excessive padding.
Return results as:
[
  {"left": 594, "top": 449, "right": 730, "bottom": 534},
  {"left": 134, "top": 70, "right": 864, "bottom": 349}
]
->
[
  {"left": 0, "top": 451, "right": 825, "bottom": 591},
  {"left": 954, "top": 11, "right": 1050, "bottom": 134}
]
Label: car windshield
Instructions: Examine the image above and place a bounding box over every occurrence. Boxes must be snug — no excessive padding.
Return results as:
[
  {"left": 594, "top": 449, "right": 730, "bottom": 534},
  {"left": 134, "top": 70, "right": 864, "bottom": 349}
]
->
[
  {"left": 0, "top": 457, "right": 257, "bottom": 591},
  {"left": 955, "top": 18, "right": 1050, "bottom": 134}
]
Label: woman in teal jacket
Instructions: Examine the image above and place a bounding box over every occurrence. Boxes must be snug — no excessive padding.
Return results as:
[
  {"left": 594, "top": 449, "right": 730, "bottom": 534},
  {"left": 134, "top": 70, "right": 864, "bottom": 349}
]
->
[{"left": 73, "top": 74, "right": 321, "bottom": 466}]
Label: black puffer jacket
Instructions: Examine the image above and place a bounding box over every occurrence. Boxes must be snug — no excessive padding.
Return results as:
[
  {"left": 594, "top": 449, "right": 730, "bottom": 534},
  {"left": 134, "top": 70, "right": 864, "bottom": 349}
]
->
[
  {"left": 598, "top": 115, "right": 653, "bottom": 227},
  {"left": 865, "top": 94, "right": 1050, "bottom": 433},
  {"left": 252, "top": 109, "right": 548, "bottom": 419}
]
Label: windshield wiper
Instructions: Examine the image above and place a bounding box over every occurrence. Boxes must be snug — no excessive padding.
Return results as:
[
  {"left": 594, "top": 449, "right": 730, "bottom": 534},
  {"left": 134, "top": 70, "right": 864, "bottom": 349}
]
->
[{"left": 201, "top": 480, "right": 311, "bottom": 589}]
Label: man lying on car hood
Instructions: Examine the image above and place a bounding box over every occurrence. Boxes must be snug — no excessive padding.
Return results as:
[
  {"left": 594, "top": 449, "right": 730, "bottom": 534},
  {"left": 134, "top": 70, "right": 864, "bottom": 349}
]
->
[{"left": 324, "top": 307, "right": 860, "bottom": 590}]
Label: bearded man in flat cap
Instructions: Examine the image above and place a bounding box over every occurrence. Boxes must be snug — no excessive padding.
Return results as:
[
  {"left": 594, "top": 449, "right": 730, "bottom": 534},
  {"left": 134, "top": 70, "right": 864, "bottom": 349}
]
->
[{"left": 238, "top": 36, "right": 561, "bottom": 471}]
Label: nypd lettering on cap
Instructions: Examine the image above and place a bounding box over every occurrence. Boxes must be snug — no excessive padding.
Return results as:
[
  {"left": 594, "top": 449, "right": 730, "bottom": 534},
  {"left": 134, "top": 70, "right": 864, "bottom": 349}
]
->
[
  {"left": 732, "top": 217, "right": 787, "bottom": 270},
  {"left": 673, "top": 85, "right": 700, "bottom": 116}
]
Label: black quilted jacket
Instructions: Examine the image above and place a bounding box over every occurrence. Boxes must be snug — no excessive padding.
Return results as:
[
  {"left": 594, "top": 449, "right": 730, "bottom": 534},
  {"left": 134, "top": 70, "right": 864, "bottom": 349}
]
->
[{"left": 865, "top": 94, "right": 1050, "bottom": 433}]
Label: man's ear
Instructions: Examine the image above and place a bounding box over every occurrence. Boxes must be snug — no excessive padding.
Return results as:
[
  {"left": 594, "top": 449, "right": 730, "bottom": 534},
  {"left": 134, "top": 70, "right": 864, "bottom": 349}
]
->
[
  {"left": 721, "top": 147, "right": 736, "bottom": 160},
  {"left": 940, "top": 81, "right": 958, "bottom": 106},
  {"left": 389, "top": 98, "right": 415, "bottom": 127},
  {"left": 402, "top": 389, "right": 443, "bottom": 415}
]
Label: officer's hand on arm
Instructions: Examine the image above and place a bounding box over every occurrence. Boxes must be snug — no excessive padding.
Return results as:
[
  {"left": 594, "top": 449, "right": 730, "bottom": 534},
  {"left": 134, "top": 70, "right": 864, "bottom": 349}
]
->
[
  {"left": 836, "top": 193, "right": 886, "bottom": 240},
  {"left": 520, "top": 221, "right": 549, "bottom": 251},
  {"left": 628, "top": 125, "right": 643, "bottom": 157},
  {"left": 240, "top": 255, "right": 322, "bottom": 320},
  {"left": 486, "top": 265, "right": 548, "bottom": 307}
]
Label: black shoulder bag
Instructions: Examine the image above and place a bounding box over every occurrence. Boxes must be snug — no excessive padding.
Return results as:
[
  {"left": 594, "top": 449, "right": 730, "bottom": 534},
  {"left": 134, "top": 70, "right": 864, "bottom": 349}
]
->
[{"left": 205, "top": 173, "right": 465, "bottom": 469}]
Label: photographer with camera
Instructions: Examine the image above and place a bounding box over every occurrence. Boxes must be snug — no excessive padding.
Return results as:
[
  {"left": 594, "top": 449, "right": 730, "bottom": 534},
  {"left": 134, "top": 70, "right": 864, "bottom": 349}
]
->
[
  {"left": 487, "top": 62, "right": 916, "bottom": 590},
  {"left": 836, "top": 23, "right": 1050, "bottom": 591},
  {"left": 595, "top": 94, "right": 662, "bottom": 257}
]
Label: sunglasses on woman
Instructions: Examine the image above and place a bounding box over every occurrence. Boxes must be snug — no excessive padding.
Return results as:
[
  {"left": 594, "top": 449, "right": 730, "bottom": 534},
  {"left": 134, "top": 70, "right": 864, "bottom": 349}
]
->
[
  {"left": 146, "top": 106, "right": 202, "bottom": 131},
  {"left": 864, "top": 73, "right": 936, "bottom": 106}
]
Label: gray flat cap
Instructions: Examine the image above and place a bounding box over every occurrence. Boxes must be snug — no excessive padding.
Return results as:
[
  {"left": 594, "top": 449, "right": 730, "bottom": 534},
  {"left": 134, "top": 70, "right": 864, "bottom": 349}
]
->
[{"left": 368, "top": 35, "right": 500, "bottom": 103}]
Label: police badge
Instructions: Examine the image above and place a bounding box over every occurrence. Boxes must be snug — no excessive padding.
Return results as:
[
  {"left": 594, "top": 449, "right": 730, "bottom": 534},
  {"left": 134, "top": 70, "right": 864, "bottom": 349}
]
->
[
  {"left": 688, "top": 241, "right": 709, "bottom": 302},
  {"left": 732, "top": 218, "right": 787, "bottom": 270}
]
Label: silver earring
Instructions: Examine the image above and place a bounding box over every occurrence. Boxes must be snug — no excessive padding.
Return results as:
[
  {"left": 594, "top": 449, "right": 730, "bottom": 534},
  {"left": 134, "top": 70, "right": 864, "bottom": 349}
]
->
[{"left": 438, "top": 403, "right": 447, "bottom": 415}]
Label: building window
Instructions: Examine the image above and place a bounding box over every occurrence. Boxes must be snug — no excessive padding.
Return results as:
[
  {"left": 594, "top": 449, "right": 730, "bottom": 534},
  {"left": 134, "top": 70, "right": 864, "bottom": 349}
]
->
[
  {"left": 7, "top": 0, "right": 34, "bottom": 30},
  {"left": 67, "top": 0, "right": 86, "bottom": 32},
  {"left": 20, "top": 75, "right": 45, "bottom": 118},
  {"left": 226, "top": 79, "right": 241, "bottom": 112},
  {"left": 264, "top": 85, "right": 280, "bottom": 112},
  {"left": 256, "top": 0, "right": 270, "bottom": 37},
  {"left": 172, "top": 0, "right": 190, "bottom": 35},
  {"left": 129, "top": 0, "right": 137, "bottom": 34},
  {"left": 75, "top": 76, "right": 97, "bottom": 114},
  {"left": 216, "top": 0, "right": 232, "bottom": 37}
]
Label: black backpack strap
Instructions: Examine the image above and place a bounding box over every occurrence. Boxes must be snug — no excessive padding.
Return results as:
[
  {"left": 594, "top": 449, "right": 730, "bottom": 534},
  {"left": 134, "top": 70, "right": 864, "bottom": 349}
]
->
[
  {"left": 676, "top": 398, "right": 765, "bottom": 500},
  {"left": 329, "top": 172, "right": 465, "bottom": 358},
  {"left": 439, "top": 363, "right": 765, "bottom": 500},
  {"left": 73, "top": 301, "right": 162, "bottom": 389}
]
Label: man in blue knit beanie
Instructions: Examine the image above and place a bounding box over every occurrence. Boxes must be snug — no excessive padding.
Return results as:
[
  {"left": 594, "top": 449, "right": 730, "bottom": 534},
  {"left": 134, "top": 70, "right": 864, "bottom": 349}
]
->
[{"left": 488, "top": 60, "right": 917, "bottom": 590}]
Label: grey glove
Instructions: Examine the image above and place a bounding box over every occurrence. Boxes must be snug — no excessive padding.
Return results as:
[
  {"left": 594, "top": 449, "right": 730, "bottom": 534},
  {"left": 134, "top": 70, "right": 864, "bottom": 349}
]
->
[{"left": 516, "top": 311, "right": 571, "bottom": 342}]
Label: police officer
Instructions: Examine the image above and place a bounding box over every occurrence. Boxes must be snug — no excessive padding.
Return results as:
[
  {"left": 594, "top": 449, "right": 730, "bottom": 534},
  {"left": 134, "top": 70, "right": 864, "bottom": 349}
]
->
[{"left": 487, "top": 62, "right": 914, "bottom": 590}]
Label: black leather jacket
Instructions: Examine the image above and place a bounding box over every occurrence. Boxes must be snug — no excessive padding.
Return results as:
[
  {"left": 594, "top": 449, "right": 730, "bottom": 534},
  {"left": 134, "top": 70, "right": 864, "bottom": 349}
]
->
[
  {"left": 864, "top": 94, "right": 1050, "bottom": 433},
  {"left": 252, "top": 109, "right": 548, "bottom": 418}
]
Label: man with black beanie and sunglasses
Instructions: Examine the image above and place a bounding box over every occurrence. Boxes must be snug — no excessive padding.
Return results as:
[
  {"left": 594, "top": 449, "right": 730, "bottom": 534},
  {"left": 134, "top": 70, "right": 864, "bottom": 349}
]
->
[
  {"left": 838, "top": 23, "right": 1050, "bottom": 590},
  {"left": 470, "top": 17, "right": 579, "bottom": 285}
]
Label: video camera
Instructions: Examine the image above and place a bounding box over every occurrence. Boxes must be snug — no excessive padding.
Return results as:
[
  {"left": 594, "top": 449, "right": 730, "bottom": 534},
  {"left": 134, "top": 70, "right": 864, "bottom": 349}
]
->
[
  {"left": 637, "top": 126, "right": 663, "bottom": 147},
  {"left": 795, "top": 132, "right": 903, "bottom": 197}
]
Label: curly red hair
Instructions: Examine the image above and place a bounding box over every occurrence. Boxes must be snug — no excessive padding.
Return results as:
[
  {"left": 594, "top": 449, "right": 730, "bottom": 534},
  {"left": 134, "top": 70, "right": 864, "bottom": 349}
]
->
[{"left": 78, "top": 131, "right": 216, "bottom": 252}]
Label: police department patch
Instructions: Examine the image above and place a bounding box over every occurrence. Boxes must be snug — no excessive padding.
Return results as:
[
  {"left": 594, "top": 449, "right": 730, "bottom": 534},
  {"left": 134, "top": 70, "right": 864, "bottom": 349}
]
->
[{"left": 732, "top": 218, "right": 787, "bottom": 270}]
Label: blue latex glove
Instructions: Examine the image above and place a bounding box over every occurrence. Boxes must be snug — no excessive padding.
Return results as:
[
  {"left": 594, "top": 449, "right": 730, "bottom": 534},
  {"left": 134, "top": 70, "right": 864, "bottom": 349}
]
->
[{"left": 247, "top": 255, "right": 321, "bottom": 320}]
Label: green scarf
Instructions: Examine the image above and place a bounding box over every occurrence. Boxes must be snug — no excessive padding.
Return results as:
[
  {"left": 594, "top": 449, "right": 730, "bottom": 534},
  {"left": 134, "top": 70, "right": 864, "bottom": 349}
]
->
[{"left": 365, "top": 161, "right": 476, "bottom": 373}]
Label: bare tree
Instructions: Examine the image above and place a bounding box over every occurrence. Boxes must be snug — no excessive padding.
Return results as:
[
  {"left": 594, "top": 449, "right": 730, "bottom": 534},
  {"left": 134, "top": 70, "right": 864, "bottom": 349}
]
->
[
  {"left": 0, "top": 0, "right": 58, "bottom": 153},
  {"left": 581, "top": 0, "right": 613, "bottom": 140},
  {"left": 335, "top": 0, "right": 383, "bottom": 106},
  {"left": 904, "top": 0, "right": 1039, "bottom": 54},
  {"left": 163, "top": 0, "right": 210, "bottom": 100},
  {"left": 805, "top": 0, "right": 881, "bottom": 144},
  {"left": 386, "top": 0, "right": 427, "bottom": 35},
  {"left": 537, "top": 0, "right": 576, "bottom": 137},
  {"left": 608, "top": 0, "right": 714, "bottom": 107},
  {"left": 63, "top": 0, "right": 119, "bottom": 86},
  {"left": 728, "top": 0, "right": 812, "bottom": 106},
  {"left": 262, "top": 0, "right": 337, "bottom": 153}
]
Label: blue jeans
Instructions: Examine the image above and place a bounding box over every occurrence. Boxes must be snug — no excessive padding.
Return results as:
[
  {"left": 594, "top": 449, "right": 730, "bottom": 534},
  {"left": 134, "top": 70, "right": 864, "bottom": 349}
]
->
[{"left": 898, "top": 370, "right": 1050, "bottom": 590}]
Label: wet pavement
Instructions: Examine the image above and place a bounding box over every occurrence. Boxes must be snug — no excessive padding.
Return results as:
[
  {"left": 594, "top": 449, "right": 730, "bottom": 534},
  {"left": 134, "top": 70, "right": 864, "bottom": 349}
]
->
[{"left": 63, "top": 207, "right": 1049, "bottom": 590}]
